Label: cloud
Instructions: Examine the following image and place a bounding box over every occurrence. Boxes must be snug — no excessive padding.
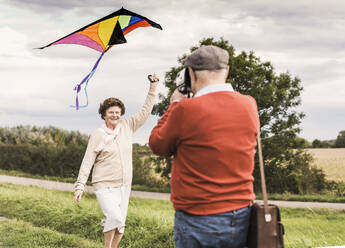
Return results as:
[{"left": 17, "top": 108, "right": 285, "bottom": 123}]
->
[
  {"left": 0, "top": 26, "right": 31, "bottom": 56},
  {"left": 1, "top": 0, "right": 345, "bottom": 143},
  {"left": 300, "top": 105, "right": 345, "bottom": 141},
  {"left": 2, "top": 0, "right": 115, "bottom": 12}
]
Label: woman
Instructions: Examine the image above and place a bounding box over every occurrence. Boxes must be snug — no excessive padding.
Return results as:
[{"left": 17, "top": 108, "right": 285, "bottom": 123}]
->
[{"left": 74, "top": 74, "right": 159, "bottom": 248}]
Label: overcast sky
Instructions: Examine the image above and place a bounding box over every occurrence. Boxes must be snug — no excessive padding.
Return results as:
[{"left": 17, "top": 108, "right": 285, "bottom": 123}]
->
[{"left": 1, "top": 0, "right": 344, "bottom": 143}]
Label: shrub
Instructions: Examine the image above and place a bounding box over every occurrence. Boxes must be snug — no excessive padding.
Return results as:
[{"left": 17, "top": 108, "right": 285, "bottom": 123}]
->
[
  {"left": 258, "top": 149, "right": 328, "bottom": 194},
  {"left": 0, "top": 144, "right": 84, "bottom": 177},
  {"left": 0, "top": 126, "right": 168, "bottom": 189},
  {"left": 324, "top": 180, "right": 345, "bottom": 197},
  {"left": 132, "top": 153, "right": 169, "bottom": 188}
]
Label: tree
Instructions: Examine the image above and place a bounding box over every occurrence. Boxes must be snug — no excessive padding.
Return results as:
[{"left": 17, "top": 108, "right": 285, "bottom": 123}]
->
[
  {"left": 312, "top": 139, "right": 332, "bottom": 148},
  {"left": 312, "top": 139, "right": 322, "bottom": 148},
  {"left": 152, "top": 37, "right": 325, "bottom": 194},
  {"left": 294, "top": 136, "right": 310, "bottom": 148},
  {"left": 335, "top": 130, "right": 345, "bottom": 148}
]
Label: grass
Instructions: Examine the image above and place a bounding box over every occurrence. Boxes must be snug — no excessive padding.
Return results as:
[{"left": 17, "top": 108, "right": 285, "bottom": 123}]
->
[
  {"left": 258, "top": 192, "right": 345, "bottom": 203},
  {"left": 132, "top": 184, "right": 170, "bottom": 193},
  {"left": 0, "top": 182, "right": 174, "bottom": 248},
  {"left": 306, "top": 148, "right": 345, "bottom": 181},
  {"left": 282, "top": 207, "right": 345, "bottom": 247},
  {"left": 1, "top": 183, "right": 345, "bottom": 248},
  {"left": 0, "top": 218, "right": 101, "bottom": 248}
]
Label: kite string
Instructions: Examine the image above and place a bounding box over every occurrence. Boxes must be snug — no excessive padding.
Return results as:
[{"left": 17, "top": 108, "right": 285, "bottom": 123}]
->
[{"left": 70, "top": 51, "right": 105, "bottom": 110}]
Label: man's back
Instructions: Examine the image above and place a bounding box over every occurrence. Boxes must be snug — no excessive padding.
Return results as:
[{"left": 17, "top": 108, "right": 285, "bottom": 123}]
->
[
  {"left": 150, "top": 90, "right": 258, "bottom": 215},
  {"left": 150, "top": 45, "right": 257, "bottom": 248}
]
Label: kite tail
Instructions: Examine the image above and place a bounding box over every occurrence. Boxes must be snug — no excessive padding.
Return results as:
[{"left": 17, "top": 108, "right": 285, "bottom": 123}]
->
[{"left": 70, "top": 51, "right": 105, "bottom": 110}]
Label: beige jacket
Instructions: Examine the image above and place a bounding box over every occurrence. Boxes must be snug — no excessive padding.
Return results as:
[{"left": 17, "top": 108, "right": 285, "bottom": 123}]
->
[{"left": 75, "top": 87, "right": 156, "bottom": 191}]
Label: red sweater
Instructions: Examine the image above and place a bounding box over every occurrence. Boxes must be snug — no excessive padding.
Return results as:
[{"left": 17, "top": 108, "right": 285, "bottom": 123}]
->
[{"left": 149, "top": 91, "right": 258, "bottom": 215}]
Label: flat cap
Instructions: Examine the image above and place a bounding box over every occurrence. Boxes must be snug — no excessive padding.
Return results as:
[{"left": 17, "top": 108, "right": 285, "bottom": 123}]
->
[{"left": 183, "top": 45, "right": 229, "bottom": 70}]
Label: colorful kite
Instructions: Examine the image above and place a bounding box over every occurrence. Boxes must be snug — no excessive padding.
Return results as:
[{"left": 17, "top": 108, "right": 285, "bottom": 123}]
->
[{"left": 38, "top": 7, "right": 162, "bottom": 109}]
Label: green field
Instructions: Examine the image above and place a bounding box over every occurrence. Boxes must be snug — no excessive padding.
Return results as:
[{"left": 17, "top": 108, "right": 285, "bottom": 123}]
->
[
  {"left": 0, "top": 183, "right": 174, "bottom": 248},
  {"left": 0, "top": 183, "right": 345, "bottom": 248},
  {"left": 0, "top": 219, "right": 100, "bottom": 248}
]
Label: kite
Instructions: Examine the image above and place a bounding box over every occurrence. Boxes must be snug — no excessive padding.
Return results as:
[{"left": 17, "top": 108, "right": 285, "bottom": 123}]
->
[{"left": 38, "top": 7, "right": 162, "bottom": 110}]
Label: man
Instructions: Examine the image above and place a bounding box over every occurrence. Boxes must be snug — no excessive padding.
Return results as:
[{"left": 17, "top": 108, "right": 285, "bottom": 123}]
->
[{"left": 149, "top": 45, "right": 258, "bottom": 248}]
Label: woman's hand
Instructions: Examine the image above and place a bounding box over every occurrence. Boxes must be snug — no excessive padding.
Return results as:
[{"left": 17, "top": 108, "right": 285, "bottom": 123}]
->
[
  {"left": 149, "top": 74, "right": 159, "bottom": 90},
  {"left": 74, "top": 189, "right": 83, "bottom": 203}
]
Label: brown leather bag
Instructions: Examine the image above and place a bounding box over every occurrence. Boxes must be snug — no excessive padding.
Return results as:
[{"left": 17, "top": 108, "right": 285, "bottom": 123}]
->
[
  {"left": 247, "top": 107, "right": 285, "bottom": 248},
  {"left": 247, "top": 203, "right": 285, "bottom": 247}
]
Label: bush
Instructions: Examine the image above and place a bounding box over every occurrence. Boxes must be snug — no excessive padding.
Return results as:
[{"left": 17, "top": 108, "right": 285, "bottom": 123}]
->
[
  {"left": 335, "top": 130, "right": 345, "bottom": 148},
  {"left": 0, "top": 126, "right": 168, "bottom": 189},
  {"left": 312, "top": 139, "right": 332, "bottom": 148},
  {"left": 0, "top": 144, "right": 84, "bottom": 177},
  {"left": 132, "top": 153, "right": 169, "bottom": 188},
  {"left": 257, "top": 149, "right": 328, "bottom": 194},
  {"left": 324, "top": 180, "right": 345, "bottom": 197}
]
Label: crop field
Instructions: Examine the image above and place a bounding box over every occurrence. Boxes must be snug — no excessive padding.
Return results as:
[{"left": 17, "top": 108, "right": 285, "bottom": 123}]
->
[{"left": 305, "top": 148, "right": 345, "bottom": 182}]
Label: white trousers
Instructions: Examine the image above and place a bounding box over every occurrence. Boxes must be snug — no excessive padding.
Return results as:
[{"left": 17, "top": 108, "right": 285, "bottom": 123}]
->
[{"left": 95, "top": 185, "right": 131, "bottom": 233}]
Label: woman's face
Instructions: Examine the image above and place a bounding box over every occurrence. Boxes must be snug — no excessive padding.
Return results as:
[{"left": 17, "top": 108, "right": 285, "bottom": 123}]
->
[{"left": 104, "top": 106, "right": 122, "bottom": 128}]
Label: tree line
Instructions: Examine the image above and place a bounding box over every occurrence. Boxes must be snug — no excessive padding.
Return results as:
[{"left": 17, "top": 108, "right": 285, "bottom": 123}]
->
[
  {"left": 0, "top": 126, "right": 88, "bottom": 178},
  {"left": 0, "top": 125, "right": 166, "bottom": 188},
  {"left": 308, "top": 130, "right": 345, "bottom": 148}
]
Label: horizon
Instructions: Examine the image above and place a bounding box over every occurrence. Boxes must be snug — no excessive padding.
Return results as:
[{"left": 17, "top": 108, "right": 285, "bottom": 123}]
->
[{"left": 0, "top": 124, "right": 341, "bottom": 145}]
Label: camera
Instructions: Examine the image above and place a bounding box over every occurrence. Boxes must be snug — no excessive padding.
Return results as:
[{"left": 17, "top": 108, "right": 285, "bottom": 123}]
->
[{"left": 175, "top": 68, "right": 192, "bottom": 97}]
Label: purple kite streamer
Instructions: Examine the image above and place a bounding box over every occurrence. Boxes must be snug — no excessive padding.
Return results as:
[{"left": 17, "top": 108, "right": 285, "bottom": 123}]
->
[{"left": 71, "top": 51, "right": 105, "bottom": 110}]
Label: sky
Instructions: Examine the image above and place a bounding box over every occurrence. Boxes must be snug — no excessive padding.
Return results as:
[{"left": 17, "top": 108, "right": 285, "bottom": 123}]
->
[{"left": 0, "top": 0, "right": 344, "bottom": 144}]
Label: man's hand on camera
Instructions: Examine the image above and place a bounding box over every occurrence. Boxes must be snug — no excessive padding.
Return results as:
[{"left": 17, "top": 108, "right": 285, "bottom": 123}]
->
[{"left": 170, "top": 88, "right": 187, "bottom": 104}]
